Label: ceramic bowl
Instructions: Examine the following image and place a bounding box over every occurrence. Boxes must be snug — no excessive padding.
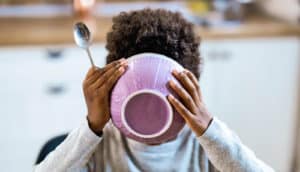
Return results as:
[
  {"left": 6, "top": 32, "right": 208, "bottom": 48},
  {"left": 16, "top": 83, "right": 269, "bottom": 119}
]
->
[{"left": 110, "top": 53, "right": 185, "bottom": 144}]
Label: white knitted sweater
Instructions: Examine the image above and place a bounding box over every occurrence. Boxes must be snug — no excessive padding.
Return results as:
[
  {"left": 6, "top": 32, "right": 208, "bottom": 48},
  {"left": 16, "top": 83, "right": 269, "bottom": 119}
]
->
[{"left": 34, "top": 118, "right": 274, "bottom": 172}]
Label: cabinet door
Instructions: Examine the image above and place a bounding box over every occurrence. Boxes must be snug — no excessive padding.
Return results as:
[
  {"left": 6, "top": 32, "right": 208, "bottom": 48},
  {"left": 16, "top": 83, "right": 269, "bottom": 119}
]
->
[
  {"left": 200, "top": 37, "right": 300, "bottom": 172},
  {"left": 0, "top": 47, "right": 47, "bottom": 172},
  {"left": 0, "top": 44, "right": 108, "bottom": 172}
]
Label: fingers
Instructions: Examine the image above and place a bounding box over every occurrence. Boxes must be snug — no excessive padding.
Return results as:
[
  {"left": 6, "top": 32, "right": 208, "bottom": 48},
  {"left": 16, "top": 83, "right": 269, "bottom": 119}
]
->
[
  {"left": 84, "top": 67, "right": 100, "bottom": 89},
  {"left": 184, "top": 70, "right": 202, "bottom": 99},
  {"left": 91, "top": 60, "right": 128, "bottom": 89},
  {"left": 101, "top": 66, "right": 126, "bottom": 91},
  {"left": 169, "top": 80, "right": 197, "bottom": 114},
  {"left": 184, "top": 70, "right": 199, "bottom": 91},
  {"left": 85, "top": 69, "right": 102, "bottom": 86},
  {"left": 83, "top": 58, "right": 127, "bottom": 89},
  {"left": 167, "top": 94, "right": 193, "bottom": 122},
  {"left": 86, "top": 66, "right": 98, "bottom": 77},
  {"left": 102, "top": 58, "right": 126, "bottom": 73},
  {"left": 172, "top": 70, "right": 200, "bottom": 105},
  {"left": 85, "top": 58, "right": 125, "bottom": 81}
]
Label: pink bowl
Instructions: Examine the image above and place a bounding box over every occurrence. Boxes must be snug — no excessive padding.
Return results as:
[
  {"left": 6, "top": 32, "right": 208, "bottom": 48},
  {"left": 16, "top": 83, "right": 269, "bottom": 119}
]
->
[{"left": 110, "top": 53, "right": 185, "bottom": 144}]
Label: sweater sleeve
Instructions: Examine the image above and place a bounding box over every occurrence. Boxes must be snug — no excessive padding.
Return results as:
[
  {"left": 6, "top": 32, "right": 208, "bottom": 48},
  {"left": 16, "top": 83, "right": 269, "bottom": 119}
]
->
[
  {"left": 34, "top": 119, "right": 102, "bottom": 172},
  {"left": 198, "top": 118, "right": 275, "bottom": 172}
]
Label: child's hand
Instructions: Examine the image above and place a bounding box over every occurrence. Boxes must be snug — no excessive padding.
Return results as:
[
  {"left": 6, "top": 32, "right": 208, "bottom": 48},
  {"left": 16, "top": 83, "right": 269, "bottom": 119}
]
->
[
  {"left": 83, "top": 58, "right": 128, "bottom": 135},
  {"left": 167, "top": 69, "right": 213, "bottom": 137}
]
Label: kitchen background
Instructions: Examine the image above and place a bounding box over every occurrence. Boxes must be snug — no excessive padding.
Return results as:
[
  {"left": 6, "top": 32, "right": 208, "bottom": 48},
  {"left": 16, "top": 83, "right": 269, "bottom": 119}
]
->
[{"left": 0, "top": 0, "right": 299, "bottom": 171}]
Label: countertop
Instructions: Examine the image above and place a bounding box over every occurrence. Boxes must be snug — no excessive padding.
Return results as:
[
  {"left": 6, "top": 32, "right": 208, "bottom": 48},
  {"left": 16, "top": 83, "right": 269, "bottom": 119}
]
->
[{"left": 0, "top": 15, "right": 299, "bottom": 46}]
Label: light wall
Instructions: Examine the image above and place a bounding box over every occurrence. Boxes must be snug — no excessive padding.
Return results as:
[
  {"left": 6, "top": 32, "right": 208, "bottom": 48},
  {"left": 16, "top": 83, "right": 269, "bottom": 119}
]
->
[{"left": 258, "top": 0, "right": 299, "bottom": 23}]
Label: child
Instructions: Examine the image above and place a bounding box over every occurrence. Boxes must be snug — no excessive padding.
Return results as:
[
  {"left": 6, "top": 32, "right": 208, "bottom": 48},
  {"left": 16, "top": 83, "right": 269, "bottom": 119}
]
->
[{"left": 35, "top": 9, "right": 274, "bottom": 172}]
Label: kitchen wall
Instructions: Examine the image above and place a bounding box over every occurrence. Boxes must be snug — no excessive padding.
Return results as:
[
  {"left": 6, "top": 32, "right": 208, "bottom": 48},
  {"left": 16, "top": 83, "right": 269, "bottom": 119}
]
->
[{"left": 258, "top": 0, "right": 299, "bottom": 23}]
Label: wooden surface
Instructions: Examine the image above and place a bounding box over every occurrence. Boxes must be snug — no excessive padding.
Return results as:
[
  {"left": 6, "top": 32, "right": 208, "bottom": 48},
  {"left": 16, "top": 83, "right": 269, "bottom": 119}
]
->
[{"left": 0, "top": 16, "right": 299, "bottom": 46}]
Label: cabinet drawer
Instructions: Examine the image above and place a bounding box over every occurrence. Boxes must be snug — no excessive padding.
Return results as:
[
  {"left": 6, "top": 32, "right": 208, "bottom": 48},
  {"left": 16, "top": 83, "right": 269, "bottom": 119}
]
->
[{"left": 0, "top": 45, "right": 109, "bottom": 137}]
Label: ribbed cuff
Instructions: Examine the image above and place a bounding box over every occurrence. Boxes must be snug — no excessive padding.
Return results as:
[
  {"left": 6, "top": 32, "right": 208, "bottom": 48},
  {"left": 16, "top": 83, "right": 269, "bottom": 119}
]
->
[
  {"left": 80, "top": 119, "right": 103, "bottom": 145},
  {"left": 197, "top": 117, "right": 229, "bottom": 145}
]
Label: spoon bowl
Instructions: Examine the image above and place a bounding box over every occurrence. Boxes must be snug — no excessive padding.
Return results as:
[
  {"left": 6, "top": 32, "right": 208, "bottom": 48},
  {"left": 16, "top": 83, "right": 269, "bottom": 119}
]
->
[
  {"left": 73, "top": 22, "right": 92, "bottom": 49},
  {"left": 73, "top": 22, "right": 95, "bottom": 67}
]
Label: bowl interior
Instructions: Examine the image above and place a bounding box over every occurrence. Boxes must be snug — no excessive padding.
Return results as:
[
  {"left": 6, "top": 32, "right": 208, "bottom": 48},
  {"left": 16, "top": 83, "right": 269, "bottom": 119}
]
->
[{"left": 121, "top": 89, "right": 173, "bottom": 138}]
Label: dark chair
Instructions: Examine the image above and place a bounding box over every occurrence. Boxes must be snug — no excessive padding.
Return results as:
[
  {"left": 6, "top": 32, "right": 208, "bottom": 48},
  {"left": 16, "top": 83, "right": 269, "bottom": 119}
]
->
[{"left": 35, "top": 134, "right": 68, "bottom": 164}]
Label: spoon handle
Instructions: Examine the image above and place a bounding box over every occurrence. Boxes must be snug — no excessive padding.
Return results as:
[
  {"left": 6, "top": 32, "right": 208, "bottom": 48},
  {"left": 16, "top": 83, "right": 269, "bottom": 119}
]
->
[{"left": 86, "top": 48, "right": 95, "bottom": 67}]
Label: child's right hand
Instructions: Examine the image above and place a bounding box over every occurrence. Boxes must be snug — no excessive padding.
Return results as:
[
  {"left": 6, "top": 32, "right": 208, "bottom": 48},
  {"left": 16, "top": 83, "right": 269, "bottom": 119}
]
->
[{"left": 83, "top": 58, "right": 128, "bottom": 135}]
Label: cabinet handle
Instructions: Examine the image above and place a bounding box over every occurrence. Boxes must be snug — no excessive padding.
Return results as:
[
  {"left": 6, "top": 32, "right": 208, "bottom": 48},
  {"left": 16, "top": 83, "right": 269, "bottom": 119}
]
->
[
  {"left": 46, "top": 84, "right": 67, "bottom": 95},
  {"left": 219, "top": 51, "right": 232, "bottom": 61},
  {"left": 46, "top": 49, "right": 64, "bottom": 60},
  {"left": 207, "top": 50, "right": 232, "bottom": 61},
  {"left": 207, "top": 51, "right": 219, "bottom": 61}
]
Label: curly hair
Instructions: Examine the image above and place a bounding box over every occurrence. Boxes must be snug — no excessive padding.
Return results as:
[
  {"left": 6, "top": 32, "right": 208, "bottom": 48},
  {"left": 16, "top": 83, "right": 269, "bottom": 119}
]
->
[{"left": 105, "top": 8, "right": 201, "bottom": 79}]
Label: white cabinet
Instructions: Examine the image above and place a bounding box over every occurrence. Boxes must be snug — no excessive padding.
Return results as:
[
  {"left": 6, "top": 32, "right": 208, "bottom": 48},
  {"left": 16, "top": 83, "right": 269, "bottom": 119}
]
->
[
  {"left": 0, "top": 38, "right": 299, "bottom": 172},
  {"left": 0, "top": 44, "right": 107, "bottom": 172},
  {"left": 200, "top": 37, "right": 300, "bottom": 172}
]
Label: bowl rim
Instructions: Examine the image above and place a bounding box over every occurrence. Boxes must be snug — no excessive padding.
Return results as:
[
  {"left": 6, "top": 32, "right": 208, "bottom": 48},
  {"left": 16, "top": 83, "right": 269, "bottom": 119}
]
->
[
  {"left": 121, "top": 89, "right": 173, "bottom": 138},
  {"left": 127, "top": 52, "right": 184, "bottom": 71}
]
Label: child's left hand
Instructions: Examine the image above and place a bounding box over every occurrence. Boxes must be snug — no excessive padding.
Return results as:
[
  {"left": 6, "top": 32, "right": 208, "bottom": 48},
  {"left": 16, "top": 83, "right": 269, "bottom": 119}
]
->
[{"left": 167, "top": 69, "right": 213, "bottom": 137}]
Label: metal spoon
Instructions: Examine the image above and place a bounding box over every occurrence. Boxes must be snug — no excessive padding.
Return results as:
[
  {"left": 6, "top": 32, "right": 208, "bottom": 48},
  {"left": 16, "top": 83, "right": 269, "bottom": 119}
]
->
[{"left": 73, "top": 22, "right": 95, "bottom": 67}]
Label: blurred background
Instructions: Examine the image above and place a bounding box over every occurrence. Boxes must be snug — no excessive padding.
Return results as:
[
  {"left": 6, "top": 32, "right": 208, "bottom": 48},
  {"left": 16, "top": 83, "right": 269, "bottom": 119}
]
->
[{"left": 0, "top": 0, "right": 299, "bottom": 171}]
